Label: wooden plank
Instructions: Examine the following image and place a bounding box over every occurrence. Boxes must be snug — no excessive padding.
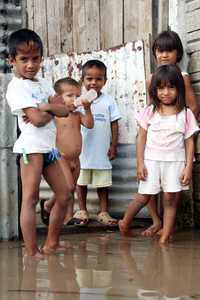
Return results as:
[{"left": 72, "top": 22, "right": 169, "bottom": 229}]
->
[
  {"left": 33, "top": 0, "right": 48, "bottom": 56},
  {"left": 26, "top": 0, "right": 34, "bottom": 29},
  {"left": 100, "top": 0, "right": 123, "bottom": 49},
  {"left": 124, "top": 0, "right": 139, "bottom": 42},
  {"left": 59, "top": 0, "right": 73, "bottom": 53},
  {"left": 157, "top": 0, "right": 169, "bottom": 32},
  {"left": 72, "top": 0, "right": 100, "bottom": 52},
  {"left": 46, "top": 0, "right": 61, "bottom": 55},
  {"left": 138, "top": 0, "right": 153, "bottom": 77}
]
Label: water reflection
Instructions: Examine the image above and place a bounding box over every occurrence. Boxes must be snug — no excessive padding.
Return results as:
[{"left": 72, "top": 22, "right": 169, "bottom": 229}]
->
[{"left": 1, "top": 231, "right": 200, "bottom": 299}]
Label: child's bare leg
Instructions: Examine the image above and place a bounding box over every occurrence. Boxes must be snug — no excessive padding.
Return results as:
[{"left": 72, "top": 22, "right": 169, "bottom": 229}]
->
[
  {"left": 76, "top": 185, "right": 88, "bottom": 211},
  {"left": 43, "top": 195, "right": 56, "bottom": 213},
  {"left": 96, "top": 187, "right": 118, "bottom": 225},
  {"left": 20, "top": 154, "right": 44, "bottom": 259},
  {"left": 119, "top": 194, "right": 151, "bottom": 234},
  {"left": 159, "top": 192, "right": 179, "bottom": 244},
  {"left": 97, "top": 187, "right": 108, "bottom": 212},
  {"left": 142, "top": 194, "right": 162, "bottom": 237},
  {"left": 42, "top": 161, "right": 70, "bottom": 253},
  {"left": 59, "top": 158, "right": 77, "bottom": 224},
  {"left": 63, "top": 158, "right": 80, "bottom": 224}
]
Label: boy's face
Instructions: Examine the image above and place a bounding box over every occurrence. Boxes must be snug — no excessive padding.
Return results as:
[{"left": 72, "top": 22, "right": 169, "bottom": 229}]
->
[
  {"left": 10, "top": 44, "right": 42, "bottom": 79},
  {"left": 61, "top": 84, "right": 81, "bottom": 105},
  {"left": 82, "top": 66, "right": 106, "bottom": 94},
  {"left": 155, "top": 49, "right": 178, "bottom": 66}
]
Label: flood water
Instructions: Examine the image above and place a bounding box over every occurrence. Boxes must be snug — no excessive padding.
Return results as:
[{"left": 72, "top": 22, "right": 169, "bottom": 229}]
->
[{"left": 1, "top": 229, "right": 200, "bottom": 299}]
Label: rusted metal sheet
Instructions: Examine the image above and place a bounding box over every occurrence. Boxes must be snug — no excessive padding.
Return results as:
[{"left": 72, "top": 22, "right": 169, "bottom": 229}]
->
[
  {"left": 0, "top": 0, "right": 24, "bottom": 239},
  {"left": 41, "top": 41, "right": 146, "bottom": 144},
  {"left": 0, "top": 0, "right": 24, "bottom": 72},
  {"left": 0, "top": 73, "right": 18, "bottom": 240},
  {"left": 39, "top": 41, "right": 148, "bottom": 218}
]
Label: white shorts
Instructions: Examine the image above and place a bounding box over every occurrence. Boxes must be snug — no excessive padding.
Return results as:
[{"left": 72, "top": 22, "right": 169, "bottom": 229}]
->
[
  {"left": 77, "top": 169, "right": 112, "bottom": 187},
  {"left": 138, "top": 160, "right": 189, "bottom": 194}
]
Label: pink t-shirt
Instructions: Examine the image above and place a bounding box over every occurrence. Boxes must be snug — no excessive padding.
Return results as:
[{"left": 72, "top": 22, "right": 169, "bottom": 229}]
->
[{"left": 135, "top": 105, "right": 199, "bottom": 161}]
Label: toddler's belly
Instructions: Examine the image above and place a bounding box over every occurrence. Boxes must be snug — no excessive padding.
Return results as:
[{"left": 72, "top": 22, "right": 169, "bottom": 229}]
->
[{"left": 56, "top": 129, "right": 82, "bottom": 159}]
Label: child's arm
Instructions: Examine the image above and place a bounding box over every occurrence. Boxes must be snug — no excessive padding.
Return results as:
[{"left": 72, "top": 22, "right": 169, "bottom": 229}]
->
[
  {"left": 80, "top": 101, "right": 94, "bottom": 128},
  {"left": 38, "top": 103, "right": 70, "bottom": 118},
  {"left": 183, "top": 75, "right": 199, "bottom": 119},
  {"left": 38, "top": 94, "right": 76, "bottom": 117},
  {"left": 136, "top": 126, "right": 148, "bottom": 181},
  {"left": 180, "top": 136, "right": 194, "bottom": 185},
  {"left": 23, "top": 107, "right": 53, "bottom": 127},
  {"left": 108, "top": 120, "right": 119, "bottom": 160}
]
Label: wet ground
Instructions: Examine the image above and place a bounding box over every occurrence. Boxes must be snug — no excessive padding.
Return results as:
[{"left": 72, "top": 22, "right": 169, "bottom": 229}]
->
[{"left": 1, "top": 229, "right": 200, "bottom": 300}]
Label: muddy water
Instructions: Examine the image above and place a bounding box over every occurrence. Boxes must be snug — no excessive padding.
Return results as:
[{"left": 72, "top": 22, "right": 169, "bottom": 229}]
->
[{"left": 1, "top": 230, "right": 200, "bottom": 299}]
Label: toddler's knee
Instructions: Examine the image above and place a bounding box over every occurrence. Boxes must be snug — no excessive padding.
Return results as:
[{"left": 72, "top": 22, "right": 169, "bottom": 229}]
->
[
  {"left": 68, "top": 183, "right": 75, "bottom": 194},
  {"left": 136, "top": 194, "right": 149, "bottom": 206},
  {"left": 55, "top": 191, "right": 71, "bottom": 209}
]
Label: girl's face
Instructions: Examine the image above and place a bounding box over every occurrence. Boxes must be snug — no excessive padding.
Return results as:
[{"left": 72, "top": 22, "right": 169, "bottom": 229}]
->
[
  {"left": 155, "top": 49, "right": 178, "bottom": 65},
  {"left": 157, "top": 83, "right": 177, "bottom": 106},
  {"left": 82, "top": 66, "right": 106, "bottom": 95}
]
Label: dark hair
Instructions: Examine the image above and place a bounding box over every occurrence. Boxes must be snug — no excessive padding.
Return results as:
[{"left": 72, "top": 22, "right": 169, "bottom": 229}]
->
[
  {"left": 82, "top": 60, "right": 107, "bottom": 79},
  {"left": 149, "top": 64, "right": 186, "bottom": 113},
  {"left": 152, "top": 30, "right": 184, "bottom": 63},
  {"left": 8, "top": 28, "right": 43, "bottom": 58},
  {"left": 54, "top": 77, "right": 80, "bottom": 94}
]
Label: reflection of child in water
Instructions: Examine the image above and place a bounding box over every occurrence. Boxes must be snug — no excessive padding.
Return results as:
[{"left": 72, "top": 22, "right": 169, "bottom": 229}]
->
[{"left": 75, "top": 235, "right": 113, "bottom": 300}]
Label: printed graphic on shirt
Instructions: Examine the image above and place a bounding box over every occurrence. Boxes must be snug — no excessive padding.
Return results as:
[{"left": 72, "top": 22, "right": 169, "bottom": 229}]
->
[{"left": 94, "top": 113, "right": 106, "bottom": 122}]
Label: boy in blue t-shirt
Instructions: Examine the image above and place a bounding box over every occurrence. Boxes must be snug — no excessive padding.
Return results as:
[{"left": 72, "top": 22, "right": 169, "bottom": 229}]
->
[{"left": 74, "top": 60, "right": 121, "bottom": 225}]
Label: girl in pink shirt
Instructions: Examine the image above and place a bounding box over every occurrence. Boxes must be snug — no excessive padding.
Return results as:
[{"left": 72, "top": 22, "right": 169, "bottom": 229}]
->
[
  {"left": 143, "top": 30, "right": 199, "bottom": 237},
  {"left": 119, "top": 65, "right": 199, "bottom": 244}
]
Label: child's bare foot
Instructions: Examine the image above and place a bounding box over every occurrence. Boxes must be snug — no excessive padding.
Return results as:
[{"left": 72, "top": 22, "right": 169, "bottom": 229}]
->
[
  {"left": 159, "top": 235, "right": 170, "bottom": 245},
  {"left": 119, "top": 220, "right": 130, "bottom": 235},
  {"left": 157, "top": 229, "right": 174, "bottom": 242},
  {"left": 42, "top": 244, "right": 69, "bottom": 255},
  {"left": 141, "top": 221, "right": 162, "bottom": 237},
  {"left": 23, "top": 249, "right": 45, "bottom": 260}
]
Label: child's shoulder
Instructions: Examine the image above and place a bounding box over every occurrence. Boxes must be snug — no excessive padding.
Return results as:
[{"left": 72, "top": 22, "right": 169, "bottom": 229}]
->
[
  {"left": 100, "top": 93, "right": 118, "bottom": 106},
  {"left": 7, "top": 76, "right": 29, "bottom": 93}
]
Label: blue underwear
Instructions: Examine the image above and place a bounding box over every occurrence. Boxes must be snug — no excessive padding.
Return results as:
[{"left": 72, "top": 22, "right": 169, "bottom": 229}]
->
[{"left": 16, "top": 148, "right": 61, "bottom": 169}]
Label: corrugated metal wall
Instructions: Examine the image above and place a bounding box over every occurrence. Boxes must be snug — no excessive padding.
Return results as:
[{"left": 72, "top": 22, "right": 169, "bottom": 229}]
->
[
  {"left": 185, "top": 0, "right": 200, "bottom": 227},
  {"left": 0, "top": 0, "right": 24, "bottom": 239},
  {"left": 169, "top": 0, "right": 200, "bottom": 228}
]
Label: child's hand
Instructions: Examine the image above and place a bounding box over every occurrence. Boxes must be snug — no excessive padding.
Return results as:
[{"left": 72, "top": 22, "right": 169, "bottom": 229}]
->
[
  {"left": 108, "top": 144, "right": 117, "bottom": 160},
  {"left": 22, "top": 115, "right": 31, "bottom": 123},
  {"left": 82, "top": 99, "right": 91, "bottom": 110},
  {"left": 137, "top": 163, "right": 148, "bottom": 181},
  {"left": 48, "top": 95, "right": 64, "bottom": 105},
  {"left": 180, "top": 166, "right": 192, "bottom": 186}
]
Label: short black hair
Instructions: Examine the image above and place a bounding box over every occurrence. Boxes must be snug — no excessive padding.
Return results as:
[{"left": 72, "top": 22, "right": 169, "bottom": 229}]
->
[
  {"left": 82, "top": 60, "right": 107, "bottom": 79},
  {"left": 149, "top": 64, "right": 186, "bottom": 113},
  {"left": 8, "top": 28, "right": 43, "bottom": 58},
  {"left": 54, "top": 77, "right": 80, "bottom": 94},
  {"left": 152, "top": 30, "right": 184, "bottom": 63}
]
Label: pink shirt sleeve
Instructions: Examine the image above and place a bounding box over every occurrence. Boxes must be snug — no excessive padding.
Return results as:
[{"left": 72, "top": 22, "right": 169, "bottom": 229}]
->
[
  {"left": 185, "top": 108, "right": 199, "bottom": 139},
  {"left": 135, "top": 105, "right": 154, "bottom": 130}
]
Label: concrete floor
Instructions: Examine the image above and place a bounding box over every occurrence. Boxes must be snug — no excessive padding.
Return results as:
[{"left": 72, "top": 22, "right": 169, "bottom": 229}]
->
[{"left": 1, "top": 229, "right": 200, "bottom": 300}]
